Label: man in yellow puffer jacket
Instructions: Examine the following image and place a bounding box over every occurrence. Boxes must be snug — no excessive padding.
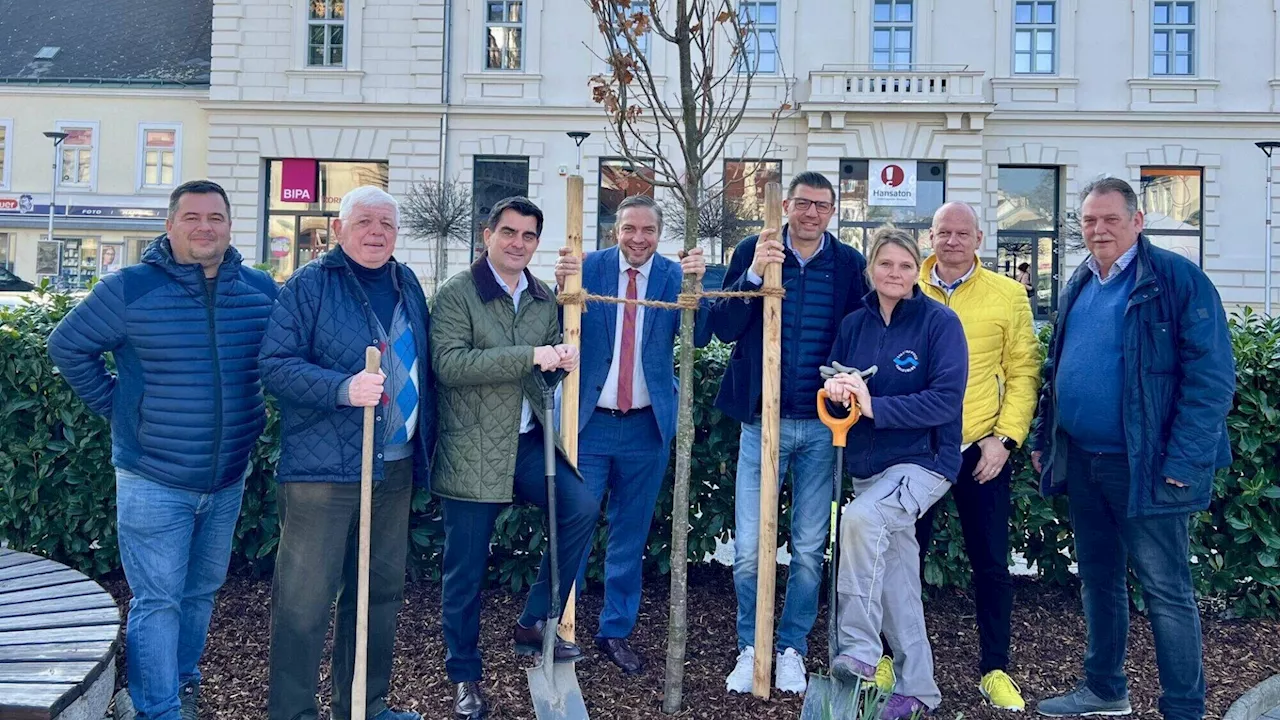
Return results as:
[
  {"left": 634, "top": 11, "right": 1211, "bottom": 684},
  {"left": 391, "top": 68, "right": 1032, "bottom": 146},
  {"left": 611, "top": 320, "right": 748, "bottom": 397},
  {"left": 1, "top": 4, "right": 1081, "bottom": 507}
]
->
[{"left": 916, "top": 201, "right": 1041, "bottom": 712}]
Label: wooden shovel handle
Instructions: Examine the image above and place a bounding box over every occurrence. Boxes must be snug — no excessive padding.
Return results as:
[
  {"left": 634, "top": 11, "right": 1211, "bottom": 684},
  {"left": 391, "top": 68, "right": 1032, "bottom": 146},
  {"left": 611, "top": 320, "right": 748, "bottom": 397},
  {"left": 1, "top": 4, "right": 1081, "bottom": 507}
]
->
[{"left": 352, "top": 345, "right": 380, "bottom": 720}]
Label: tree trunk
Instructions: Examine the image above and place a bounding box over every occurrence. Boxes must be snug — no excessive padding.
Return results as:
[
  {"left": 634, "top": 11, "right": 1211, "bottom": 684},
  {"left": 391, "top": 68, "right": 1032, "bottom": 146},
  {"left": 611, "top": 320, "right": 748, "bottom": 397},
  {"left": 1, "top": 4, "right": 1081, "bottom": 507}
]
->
[
  {"left": 434, "top": 232, "right": 449, "bottom": 290},
  {"left": 661, "top": 189, "right": 702, "bottom": 715}
]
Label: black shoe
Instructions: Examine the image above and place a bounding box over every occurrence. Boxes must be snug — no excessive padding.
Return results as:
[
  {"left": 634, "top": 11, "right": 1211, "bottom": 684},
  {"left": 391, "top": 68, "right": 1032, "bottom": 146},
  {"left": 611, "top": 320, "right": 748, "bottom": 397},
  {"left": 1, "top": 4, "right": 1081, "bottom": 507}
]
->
[
  {"left": 513, "top": 619, "right": 584, "bottom": 662},
  {"left": 454, "top": 681, "right": 489, "bottom": 719},
  {"left": 596, "top": 637, "right": 645, "bottom": 675}
]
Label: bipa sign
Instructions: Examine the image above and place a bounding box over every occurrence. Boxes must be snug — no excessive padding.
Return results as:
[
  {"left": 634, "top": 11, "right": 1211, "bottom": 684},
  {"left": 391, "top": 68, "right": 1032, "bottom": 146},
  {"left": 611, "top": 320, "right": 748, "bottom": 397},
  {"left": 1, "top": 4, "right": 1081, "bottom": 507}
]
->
[
  {"left": 868, "top": 160, "right": 917, "bottom": 207},
  {"left": 280, "top": 159, "right": 319, "bottom": 203}
]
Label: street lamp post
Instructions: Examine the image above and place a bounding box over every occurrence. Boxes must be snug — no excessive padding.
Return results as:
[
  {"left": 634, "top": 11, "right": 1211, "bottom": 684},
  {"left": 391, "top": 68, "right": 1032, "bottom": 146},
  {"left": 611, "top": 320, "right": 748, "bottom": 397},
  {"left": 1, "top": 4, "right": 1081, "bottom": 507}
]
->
[
  {"left": 567, "top": 131, "right": 590, "bottom": 174},
  {"left": 42, "top": 131, "right": 69, "bottom": 279},
  {"left": 1257, "top": 141, "right": 1279, "bottom": 316}
]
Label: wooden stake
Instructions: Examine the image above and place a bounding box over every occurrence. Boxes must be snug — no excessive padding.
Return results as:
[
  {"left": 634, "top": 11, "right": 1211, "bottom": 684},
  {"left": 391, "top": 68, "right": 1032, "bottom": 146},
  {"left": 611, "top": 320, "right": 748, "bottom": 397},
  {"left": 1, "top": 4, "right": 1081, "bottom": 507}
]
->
[
  {"left": 352, "top": 345, "right": 381, "bottom": 720},
  {"left": 752, "top": 182, "right": 784, "bottom": 699},
  {"left": 557, "top": 175, "right": 585, "bottom": 643}
]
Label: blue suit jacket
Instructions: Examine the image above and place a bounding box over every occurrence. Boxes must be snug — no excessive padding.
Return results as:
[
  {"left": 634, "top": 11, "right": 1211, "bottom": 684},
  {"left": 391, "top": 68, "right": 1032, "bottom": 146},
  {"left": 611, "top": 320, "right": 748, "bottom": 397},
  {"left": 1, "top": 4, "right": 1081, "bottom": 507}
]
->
[{"left": 571, "top": 247, "right": 713, "bottom": 449}]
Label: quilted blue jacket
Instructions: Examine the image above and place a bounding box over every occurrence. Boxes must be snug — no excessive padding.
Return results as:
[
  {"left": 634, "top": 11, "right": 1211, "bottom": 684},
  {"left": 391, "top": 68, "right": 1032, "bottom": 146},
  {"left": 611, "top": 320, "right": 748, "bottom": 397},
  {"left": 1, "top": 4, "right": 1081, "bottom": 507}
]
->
[
  {"left": 258, "top": 247, "right": 437, "bottom": 486},
  {"left": 48, "top": 236, "right": 278, "bottom": 492}
]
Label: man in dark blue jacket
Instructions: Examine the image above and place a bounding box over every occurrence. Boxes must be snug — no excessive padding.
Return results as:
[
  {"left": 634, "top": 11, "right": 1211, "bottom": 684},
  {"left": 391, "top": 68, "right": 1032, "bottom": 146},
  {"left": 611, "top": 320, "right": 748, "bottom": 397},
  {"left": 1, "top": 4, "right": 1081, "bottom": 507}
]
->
[
  {"left": 259, "top": 186, "right": 435, "bottom": 720},
  {"left": 711, "top": 171, "right": 869, "bottom": 695},
  {"left": 552, "top": 195, "right": 713, "bottom": 674},
  {"left": 49, "top": 180, "right": 278, "bottom": 720},
  {"left": 1032, "top": 177, "right": 1234, "bottom": 720}
]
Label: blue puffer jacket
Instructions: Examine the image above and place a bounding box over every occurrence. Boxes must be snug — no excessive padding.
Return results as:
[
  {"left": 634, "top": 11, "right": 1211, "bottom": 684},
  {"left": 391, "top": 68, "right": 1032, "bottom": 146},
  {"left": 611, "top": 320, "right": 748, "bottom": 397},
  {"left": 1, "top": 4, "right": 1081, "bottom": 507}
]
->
[
  {"left": 1034, "top": 235, "right": 1235, "bottom": 518},
  {"left": 710, "top": 229, "right": 868, "bottom": 424},
  {"left": 48, "top": 236, "right": 278, "bottom": 492},
  {"left": 258, "top": 247, "right": 437, "bottom": 486}
]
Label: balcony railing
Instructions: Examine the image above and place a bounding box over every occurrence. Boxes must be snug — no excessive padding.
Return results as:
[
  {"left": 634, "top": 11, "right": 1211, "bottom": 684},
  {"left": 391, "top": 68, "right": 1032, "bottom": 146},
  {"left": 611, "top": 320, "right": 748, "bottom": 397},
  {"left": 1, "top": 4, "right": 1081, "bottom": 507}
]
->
[{"left": 807, "top": 65, "right": 987, "bottom": 105}]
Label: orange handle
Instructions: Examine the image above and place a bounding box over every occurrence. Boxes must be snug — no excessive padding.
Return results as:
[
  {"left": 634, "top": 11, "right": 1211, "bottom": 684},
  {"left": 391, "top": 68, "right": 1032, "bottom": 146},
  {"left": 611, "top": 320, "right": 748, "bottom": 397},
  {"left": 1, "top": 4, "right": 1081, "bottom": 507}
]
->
[{"left": 817, "top": 388, "right": 859, "bottom": 448}]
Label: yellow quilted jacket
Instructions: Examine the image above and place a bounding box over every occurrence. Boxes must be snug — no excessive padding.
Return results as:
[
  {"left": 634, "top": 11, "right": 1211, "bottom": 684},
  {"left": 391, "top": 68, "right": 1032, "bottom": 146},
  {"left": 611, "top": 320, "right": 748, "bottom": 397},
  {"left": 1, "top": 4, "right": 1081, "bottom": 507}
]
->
[{"left": 919, "top": 255, "right": 1042, "bottom": 445}]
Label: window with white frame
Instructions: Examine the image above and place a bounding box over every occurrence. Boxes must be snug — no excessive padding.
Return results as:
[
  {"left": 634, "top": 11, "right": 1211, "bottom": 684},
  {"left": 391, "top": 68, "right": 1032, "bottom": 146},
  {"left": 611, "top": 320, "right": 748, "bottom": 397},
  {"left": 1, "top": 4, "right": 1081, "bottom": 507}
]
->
[
  {"left": 1153, "top": 1, "right": 1195, "bottom": 75},
  {"left": 738, "top": 1, "right": 778, "bottom": 74},
  {"left": 307, "top": 0, "right": 346, "bottom": 67},
  {"left": 615, "top": 29, "right": 650, "bottom": 59},
  {"left": 58, "top": 125, "right": 95, "bottom": 187},
  {"left": 0, "top": 119, "right": 10, "bottom": 190},
  {"left": 1014, "top": 1, "right": 1056, "bottom": 74},
  {"left": 872, "top": 0, "right": 914, "bottom": 70},
  {"left": 139, "top": 126, "right": 180, "bottom": 190},
  {"left": 0, "top": 233, "right": 12, "bottom": 271},
  {"left": 486, "top": 1, "right": 524, "bottom": 70}
]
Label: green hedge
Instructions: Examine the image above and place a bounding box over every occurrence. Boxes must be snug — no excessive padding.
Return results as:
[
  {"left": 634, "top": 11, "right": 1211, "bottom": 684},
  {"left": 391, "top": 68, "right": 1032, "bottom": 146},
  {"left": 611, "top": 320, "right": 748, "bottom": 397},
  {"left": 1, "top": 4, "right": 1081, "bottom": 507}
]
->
[{"left": 2, "top": 293, "right": 1278, "bottom": 616}]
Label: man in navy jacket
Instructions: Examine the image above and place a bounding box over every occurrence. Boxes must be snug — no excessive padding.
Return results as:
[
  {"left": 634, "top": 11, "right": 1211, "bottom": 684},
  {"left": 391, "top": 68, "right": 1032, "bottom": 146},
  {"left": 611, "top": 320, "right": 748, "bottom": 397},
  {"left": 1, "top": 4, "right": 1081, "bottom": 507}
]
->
[
  {"left": 553, "top": 195, "right": 712, "bottom": 674},
  {"left": 710, "top": 171, "right": 868, "bottom": 695},
  {"left": 259, "top": 186, "right": 435, "bottom": 720},
  {"left": 49, "top": 180, "right": 278, "bottom": 720},
  {"left": 1032, "top": 177, "right": 1234, "bottom": 720}
]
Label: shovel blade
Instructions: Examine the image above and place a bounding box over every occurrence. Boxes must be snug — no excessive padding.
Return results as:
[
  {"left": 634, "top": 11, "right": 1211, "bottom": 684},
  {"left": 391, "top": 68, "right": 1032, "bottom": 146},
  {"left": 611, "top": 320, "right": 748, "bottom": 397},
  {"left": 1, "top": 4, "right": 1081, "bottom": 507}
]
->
[
  {"left": 799, "top": 673, "right": 864, "bottom": 720},
  {"left": 526, "top": 660, "right": 589, "bottom": 720}
]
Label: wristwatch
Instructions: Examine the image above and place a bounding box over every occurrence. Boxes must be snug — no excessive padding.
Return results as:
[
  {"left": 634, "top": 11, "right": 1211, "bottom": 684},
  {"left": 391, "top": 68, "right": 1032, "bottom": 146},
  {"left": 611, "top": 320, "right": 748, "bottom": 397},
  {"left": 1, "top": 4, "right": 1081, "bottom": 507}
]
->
[{"left": 996, "top": 435, "right": 1018, "bottom": 451}]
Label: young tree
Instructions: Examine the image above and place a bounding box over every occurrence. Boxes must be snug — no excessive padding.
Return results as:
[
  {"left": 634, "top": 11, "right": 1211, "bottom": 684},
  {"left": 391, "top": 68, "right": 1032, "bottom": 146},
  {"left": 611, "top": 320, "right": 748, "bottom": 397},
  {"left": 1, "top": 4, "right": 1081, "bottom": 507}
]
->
[
  {"left": 401, "top": 177, "right": 473, "bottom": 290},
  {"left": 584, "top": 1, "right": 790, "bottom": 712},
  {"left": 659, "top": 185, "right": 752, "bottom": 262}
]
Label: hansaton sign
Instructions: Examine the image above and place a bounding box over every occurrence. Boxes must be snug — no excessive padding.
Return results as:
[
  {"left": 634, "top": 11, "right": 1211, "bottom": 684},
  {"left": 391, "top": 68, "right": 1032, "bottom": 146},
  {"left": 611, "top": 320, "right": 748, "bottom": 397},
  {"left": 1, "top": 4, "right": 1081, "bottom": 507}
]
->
[
  {"left": 280, "top": 159, "right": 319, "bottom": 203},
  {"left": 868, "top": 160, "right": 917, "bottom": 207}
]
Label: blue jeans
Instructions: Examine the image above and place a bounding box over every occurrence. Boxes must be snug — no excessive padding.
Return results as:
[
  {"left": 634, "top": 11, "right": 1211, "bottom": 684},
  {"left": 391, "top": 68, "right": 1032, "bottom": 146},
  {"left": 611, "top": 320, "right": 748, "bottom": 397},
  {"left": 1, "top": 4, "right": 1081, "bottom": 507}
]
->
[
  {"left": 574, "top": 408, "right": 671, "bottom": 639},
  {"left": 733, "top": 417, "right": 835, "bottom": 657},
  {"left": 116, "top": 469, "right": 245, "bottom": 720},
  {"left": 1066, "top": 442, "right": 1205, "bottom": 720}
]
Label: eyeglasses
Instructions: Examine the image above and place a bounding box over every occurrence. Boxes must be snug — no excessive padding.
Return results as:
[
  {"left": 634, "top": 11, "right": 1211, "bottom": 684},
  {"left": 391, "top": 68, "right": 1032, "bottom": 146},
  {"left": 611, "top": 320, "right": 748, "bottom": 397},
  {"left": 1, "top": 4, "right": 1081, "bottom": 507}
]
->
[{"left": 790, "top": 198, "right": 834, "bottom": 214}]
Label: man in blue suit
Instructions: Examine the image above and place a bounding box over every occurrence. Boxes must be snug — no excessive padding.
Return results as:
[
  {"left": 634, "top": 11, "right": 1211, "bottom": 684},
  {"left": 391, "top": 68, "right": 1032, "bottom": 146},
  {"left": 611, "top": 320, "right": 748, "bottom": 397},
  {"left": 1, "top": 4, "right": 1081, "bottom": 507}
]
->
[{"left": 553, "top": 194, "right": 712, "bottom": 674}]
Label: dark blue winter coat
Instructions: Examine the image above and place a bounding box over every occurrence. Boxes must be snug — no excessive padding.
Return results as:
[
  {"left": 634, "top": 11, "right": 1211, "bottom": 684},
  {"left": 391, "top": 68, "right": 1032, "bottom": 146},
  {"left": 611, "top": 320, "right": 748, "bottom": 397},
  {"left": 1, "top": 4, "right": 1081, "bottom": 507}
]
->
[
  {"left": 258, "top": 246, "right": 437, "bottom": 486},
  {"left": 826, "top": 287, "right": 969, "bottom": 482},
  {"left": 710, "top": 229, "right": 868, "bottom": 424},
  {"left": 1034, "top": 235, "right": 1234, "bottom": 518},
  {"left": 48, "top": 237, "right": 278, "bottom": 492}
]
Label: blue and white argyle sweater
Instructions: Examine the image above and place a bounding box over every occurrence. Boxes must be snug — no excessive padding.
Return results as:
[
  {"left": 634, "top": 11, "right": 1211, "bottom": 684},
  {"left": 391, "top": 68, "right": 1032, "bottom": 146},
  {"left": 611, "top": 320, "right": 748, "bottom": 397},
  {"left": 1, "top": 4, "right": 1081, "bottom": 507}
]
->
[{"left": 379, "top": 304, "right": 419, "bottom": 463}]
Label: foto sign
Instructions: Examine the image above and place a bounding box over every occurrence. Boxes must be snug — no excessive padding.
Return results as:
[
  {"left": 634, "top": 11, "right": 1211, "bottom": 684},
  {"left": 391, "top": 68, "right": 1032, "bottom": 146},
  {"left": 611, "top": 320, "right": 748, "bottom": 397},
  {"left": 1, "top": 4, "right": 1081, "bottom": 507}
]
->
[
  {"left": 869, "top": 160, "right": 916, "bottom": 207},
  {"left": 280, "top": 159, "right": 319, "bottom": 203}
]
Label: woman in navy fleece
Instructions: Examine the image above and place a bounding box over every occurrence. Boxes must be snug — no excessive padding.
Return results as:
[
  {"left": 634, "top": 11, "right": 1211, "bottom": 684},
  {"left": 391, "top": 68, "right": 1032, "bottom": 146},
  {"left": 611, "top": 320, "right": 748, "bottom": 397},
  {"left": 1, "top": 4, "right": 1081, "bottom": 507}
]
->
[{"left": 823, "top": 226, "right": 968, "bottom": 718}]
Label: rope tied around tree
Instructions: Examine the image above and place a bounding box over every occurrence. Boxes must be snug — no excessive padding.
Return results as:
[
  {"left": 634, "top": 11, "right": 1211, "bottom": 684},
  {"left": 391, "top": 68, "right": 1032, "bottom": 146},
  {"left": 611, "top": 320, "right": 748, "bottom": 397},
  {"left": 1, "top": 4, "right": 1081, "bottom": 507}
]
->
[{"left": 555, "top": 284, "right": 786, "bottom": 312}]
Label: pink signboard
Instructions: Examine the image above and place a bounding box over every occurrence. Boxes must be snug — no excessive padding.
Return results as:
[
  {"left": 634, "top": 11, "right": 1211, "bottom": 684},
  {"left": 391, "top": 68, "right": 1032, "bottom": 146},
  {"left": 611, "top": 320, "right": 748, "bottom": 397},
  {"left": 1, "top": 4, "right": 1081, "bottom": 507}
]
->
[{"left": 280, "top": 159, "right": 319, "bottom": 203}]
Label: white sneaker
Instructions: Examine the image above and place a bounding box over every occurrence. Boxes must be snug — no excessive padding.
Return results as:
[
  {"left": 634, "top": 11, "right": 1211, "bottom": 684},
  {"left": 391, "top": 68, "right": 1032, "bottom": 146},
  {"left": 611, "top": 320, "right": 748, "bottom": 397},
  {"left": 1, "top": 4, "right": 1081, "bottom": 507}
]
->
[
  {"left": 775, "top": 647, "right": 808, "bottom": 694},
  {"left": 725, "top": 646, "right": 756, "bottom": 693}
]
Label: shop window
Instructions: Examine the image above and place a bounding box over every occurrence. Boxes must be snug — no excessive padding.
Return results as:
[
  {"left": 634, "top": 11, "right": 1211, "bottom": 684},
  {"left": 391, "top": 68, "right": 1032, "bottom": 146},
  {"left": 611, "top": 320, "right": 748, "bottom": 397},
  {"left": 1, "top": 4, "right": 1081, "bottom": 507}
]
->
[
  {"left": 263, "top": 159, "right": 390, "bottom": 281},
  {"left": 997, "top": 166, "right": 1060, "bottom": 318},
  {"left": 472, "top": 156, "right": 531, "bottom": 257},
  {"left": 722, "top": 158, "right": 782, "bottom": 262},
  {"left": 837, "top": 159, "right": 945, "bottom": 255},
  {"left": 0, "top": 233, "right": 12, "bottom": 270},
  {"left": 597, "top": 158, "right": 655, "bottom": 248},
  {"left": 1140, "top": 166, "right": 1202, "bottom": 266}
]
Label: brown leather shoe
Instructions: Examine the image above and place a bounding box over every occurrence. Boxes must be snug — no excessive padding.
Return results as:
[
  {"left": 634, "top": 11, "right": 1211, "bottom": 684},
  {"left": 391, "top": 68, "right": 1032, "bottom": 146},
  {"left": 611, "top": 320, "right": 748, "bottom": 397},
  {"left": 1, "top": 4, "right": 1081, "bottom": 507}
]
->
[
  {"left": 513, "top": 619, "right": 584, "bottom": 662},
  {"left": 596, "top": 637, "right": 645, "bottom": 675}
]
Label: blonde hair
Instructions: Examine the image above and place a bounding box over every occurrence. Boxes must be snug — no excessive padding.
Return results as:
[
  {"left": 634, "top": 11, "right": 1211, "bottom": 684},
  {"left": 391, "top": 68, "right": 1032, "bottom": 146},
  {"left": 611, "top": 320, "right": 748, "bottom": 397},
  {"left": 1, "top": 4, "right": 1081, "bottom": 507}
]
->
[{"left": 864, "top": 224, "right": 922, "bottom": 286}]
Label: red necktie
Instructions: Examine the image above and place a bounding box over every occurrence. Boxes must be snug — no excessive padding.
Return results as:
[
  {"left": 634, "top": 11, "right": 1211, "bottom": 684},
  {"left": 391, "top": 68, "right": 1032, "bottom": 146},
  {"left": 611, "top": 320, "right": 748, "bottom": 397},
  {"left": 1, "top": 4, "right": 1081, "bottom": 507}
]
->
[{"left": 618, "top": 268, "right": 638, "bottom": 413}]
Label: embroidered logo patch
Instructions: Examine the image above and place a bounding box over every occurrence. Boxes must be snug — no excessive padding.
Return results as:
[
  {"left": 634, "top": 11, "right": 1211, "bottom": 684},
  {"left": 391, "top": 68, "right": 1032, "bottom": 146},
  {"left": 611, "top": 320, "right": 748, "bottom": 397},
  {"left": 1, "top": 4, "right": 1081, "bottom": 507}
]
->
[{"left": 893, "top": 350, "right": 920, "bottom": 373}]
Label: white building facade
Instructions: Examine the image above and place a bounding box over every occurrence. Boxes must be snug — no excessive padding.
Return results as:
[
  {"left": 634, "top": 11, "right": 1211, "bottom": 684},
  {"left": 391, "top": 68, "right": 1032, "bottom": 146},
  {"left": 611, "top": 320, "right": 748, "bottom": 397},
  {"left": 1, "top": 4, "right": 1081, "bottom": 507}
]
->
[{"left": 206, "top": 0, "right": 1280, "bottom": 314}]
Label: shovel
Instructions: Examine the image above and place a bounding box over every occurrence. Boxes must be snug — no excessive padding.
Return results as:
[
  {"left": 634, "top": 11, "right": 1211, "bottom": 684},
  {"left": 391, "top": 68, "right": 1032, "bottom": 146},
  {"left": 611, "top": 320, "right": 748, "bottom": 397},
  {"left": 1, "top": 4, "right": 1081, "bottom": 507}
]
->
[
  {"left": 800, "top": 376, "right": 870, "bottom": 720},
  {"left": 527, "top": 370, "right": 590, "bottom": 720}
]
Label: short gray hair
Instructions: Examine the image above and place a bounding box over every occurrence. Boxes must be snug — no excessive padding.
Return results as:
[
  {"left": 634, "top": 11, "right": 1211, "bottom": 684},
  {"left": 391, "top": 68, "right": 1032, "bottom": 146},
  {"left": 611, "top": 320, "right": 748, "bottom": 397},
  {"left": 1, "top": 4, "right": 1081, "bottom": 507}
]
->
[
  {"left": 1080, "top": 177, "right": 1139, "bottom": 216},
  {"left": 616, "top": 194, "right": 664, "bottom": 234},
  {"left": 339, "top": 186, "right": 400, "bottom": 226}
]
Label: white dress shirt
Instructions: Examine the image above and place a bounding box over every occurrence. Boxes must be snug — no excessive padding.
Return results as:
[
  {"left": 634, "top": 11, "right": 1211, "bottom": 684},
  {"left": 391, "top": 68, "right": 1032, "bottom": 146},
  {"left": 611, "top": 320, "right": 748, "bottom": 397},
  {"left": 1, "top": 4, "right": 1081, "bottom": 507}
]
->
[
  {"left": 597, "top": 252, "right": 654, "bottom": 411},
  {"left": 487, "top": 259, "right": 536, "bottom": 433}
]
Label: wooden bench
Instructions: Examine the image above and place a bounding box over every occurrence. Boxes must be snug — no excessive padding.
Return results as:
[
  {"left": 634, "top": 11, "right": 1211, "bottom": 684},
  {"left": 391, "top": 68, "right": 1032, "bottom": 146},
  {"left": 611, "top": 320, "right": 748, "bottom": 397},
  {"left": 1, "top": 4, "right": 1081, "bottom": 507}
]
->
[{"left": 0, "top": 548, "right": 121, "bottom": 720}]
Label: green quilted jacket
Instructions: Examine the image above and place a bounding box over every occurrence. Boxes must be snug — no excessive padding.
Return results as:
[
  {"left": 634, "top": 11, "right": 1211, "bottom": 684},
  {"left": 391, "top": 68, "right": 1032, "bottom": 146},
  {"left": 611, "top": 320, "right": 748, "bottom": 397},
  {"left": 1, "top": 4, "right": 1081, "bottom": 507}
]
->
[{"left": 430, "top": 254, "right": 573, "bottom": 503}]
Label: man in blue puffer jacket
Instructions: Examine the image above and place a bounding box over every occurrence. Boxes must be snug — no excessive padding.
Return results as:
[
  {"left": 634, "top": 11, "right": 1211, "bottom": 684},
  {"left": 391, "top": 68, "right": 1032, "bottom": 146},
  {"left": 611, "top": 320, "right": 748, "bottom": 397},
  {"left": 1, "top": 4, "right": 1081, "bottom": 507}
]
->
[
  {"left": 259, "top": 186, "right": 435, "bottom": 720},
  {"left": 49, "top": 180, "right": 278, "bottom": 720}
]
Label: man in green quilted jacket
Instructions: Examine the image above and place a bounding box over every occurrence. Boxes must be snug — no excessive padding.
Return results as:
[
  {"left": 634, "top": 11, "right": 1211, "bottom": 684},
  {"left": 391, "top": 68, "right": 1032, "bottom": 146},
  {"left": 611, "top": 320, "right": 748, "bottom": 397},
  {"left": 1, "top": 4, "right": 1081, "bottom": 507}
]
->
[{"left": 430, "top": 196, "right": 596, "bottom": 719}]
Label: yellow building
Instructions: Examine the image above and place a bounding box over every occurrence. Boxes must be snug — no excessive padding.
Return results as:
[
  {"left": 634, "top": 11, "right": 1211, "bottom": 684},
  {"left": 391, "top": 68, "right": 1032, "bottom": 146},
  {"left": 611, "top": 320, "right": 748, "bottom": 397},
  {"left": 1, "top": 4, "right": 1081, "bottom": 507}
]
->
[{"left": 0, "top": 6, "right": 208, "bottom": 288}]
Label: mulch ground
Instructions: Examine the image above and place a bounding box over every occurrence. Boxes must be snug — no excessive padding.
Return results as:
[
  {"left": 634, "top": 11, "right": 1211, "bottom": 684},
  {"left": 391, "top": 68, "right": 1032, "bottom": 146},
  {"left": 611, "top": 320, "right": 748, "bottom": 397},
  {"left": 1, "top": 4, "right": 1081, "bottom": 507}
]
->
[{"left": 102, "top": 563, "right": 1279, "bottom": 719}]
